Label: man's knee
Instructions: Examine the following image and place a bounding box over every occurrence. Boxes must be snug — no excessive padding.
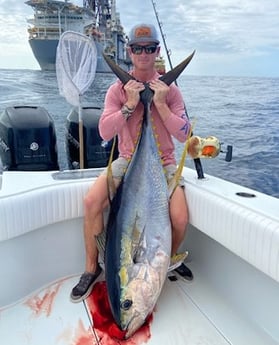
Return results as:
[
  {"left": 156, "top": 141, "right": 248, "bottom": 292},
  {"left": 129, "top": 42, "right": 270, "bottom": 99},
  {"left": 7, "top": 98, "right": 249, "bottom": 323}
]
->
[
  {"left": 84, "top": 192, "right": 96, "bottom": 212},
  {"left": 84, "top": 185, "right": 105, "bottom": 214},
  {"left": 170, "top": 188, "right": 188, "bottom": 228}
]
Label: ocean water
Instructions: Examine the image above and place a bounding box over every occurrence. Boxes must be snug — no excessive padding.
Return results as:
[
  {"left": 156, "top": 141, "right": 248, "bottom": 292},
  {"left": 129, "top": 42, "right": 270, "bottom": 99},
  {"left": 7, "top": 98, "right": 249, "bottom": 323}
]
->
[{"left": 0, "top": 69, "right": 278, "bottom": 198}]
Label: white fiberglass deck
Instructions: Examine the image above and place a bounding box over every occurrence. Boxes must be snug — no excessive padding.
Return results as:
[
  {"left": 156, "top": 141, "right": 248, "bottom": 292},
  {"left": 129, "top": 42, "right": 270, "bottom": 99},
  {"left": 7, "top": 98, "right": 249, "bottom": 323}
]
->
[
  {"left": 1, "top": 251, "right": 278, "bottom": 345},
  {"left": 0, "top": 275, "right": 231, "bottom": 345}
]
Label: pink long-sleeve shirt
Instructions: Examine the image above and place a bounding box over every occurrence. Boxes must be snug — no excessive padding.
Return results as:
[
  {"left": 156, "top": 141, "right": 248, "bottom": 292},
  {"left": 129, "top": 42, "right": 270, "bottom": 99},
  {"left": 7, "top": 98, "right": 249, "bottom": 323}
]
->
[{"left": 99, "top": 73, "right": 190, "bottom": 166}]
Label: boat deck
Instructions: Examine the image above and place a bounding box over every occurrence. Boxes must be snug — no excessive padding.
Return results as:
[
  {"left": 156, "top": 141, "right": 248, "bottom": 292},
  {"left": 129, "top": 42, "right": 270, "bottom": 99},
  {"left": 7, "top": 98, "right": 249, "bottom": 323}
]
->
[
  {"left": 0, "top": 275, "right": 230, "bottom": 345},
  {"left": 1, "top": 261, "right": 277, "bottom": 345}
]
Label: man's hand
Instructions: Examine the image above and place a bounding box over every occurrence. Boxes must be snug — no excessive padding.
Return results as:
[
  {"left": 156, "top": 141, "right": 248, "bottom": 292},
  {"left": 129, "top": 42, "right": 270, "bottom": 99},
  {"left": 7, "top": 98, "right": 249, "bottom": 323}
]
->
[
  {"left": 149, "top": 79, "right": 169, "bottom": 107},
  {"left": 124, "top": 80, "right": 145, "bottom": 109}
]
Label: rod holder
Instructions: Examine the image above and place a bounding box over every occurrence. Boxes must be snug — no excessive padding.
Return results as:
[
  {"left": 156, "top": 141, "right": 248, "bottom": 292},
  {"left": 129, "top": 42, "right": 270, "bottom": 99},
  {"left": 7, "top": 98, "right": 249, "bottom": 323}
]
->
[{"left": 220, "top": 144, "right": 233, "bottom": 162}]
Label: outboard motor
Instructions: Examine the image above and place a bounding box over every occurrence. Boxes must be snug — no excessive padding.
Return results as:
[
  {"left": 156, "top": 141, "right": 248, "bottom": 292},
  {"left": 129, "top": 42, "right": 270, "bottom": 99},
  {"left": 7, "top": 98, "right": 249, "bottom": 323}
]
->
[
  {"left": 66, "top": 106, "right": 118, "bottom": 169},
  {"left": 0, "top": 106, "right": 59, "bottom": 171}
]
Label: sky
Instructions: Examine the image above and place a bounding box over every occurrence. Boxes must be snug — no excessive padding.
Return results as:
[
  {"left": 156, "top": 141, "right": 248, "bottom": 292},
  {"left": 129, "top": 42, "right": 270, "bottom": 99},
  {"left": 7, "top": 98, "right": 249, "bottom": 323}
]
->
[{"left": 0, "top": 0, "right": 278, "bottom": 77}]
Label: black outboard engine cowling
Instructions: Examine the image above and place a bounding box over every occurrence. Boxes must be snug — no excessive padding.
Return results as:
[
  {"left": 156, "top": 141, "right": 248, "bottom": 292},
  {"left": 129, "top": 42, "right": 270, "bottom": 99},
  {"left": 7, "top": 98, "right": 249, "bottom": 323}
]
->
[
  {"left": 0, "top": 106, "right": 59, "bottom": 171},
  {"left": 66, "top": 106, "right": 118, "bottom": 169}
]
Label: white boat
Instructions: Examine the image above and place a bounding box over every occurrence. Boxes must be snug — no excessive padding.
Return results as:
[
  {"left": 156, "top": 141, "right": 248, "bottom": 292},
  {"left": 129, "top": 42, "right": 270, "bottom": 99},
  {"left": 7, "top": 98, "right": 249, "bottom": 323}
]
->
[
  {"left": 0, "top": 93, "right": 278, "bottom": 344},
  {"left": 0, "top": 160, "right": 278, "bottom": 344}
]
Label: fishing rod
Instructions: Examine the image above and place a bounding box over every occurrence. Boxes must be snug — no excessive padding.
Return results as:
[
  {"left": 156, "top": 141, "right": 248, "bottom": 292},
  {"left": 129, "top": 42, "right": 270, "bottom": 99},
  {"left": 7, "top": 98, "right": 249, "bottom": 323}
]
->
[
  {"left": 151, "top": 0, "right": 205, "bottom": 179},
  {"left": 151, "top": 1, "right": 174, "bottom": 71}
]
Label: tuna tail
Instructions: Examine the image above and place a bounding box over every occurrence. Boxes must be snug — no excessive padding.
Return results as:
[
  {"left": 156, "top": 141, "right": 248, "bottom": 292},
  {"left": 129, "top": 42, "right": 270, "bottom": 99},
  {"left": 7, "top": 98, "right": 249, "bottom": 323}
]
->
[
  {"left": 102, "top": 51, "right": 195, "bottom": 86},
  {"left": 159, "top": 50, "right": 195, "bottom": 85},
  {"left": 103, "top": 53, "right": 135, "bottom": 84}
]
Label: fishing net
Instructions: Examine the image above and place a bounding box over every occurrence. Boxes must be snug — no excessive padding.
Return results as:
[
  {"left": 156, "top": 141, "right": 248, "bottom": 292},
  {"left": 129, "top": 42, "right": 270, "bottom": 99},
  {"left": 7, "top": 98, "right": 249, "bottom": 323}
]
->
[
  {"left": 56, "top": 31, "right": 97, "bottom": 107},
  {"left": 56, "top": 31, "right": 98, "bottom": 168}
]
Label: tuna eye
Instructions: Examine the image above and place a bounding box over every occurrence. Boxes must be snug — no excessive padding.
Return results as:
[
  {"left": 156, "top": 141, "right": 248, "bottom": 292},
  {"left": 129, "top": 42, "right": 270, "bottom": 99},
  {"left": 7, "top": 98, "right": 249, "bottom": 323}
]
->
[{"left": 121, "top": 299, "right": 133, "bottom": 310}]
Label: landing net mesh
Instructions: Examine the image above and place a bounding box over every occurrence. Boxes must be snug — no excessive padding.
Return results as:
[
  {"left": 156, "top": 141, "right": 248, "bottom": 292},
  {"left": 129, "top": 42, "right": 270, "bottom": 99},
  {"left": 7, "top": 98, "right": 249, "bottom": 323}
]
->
[{"left": 56, "top": 31, "right": 97, "bottom": 107}]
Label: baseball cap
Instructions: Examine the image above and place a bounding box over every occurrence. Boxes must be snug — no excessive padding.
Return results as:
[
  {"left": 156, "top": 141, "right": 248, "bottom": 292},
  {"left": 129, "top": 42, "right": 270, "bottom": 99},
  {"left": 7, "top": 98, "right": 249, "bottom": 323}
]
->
[{"left": 127, "top": 23, "right": 160, "bottom": 46}]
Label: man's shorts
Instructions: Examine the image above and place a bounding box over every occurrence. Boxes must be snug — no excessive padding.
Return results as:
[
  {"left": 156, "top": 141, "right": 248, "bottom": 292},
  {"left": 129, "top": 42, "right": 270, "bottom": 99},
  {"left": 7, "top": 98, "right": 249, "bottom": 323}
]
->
[{"left": 102, "top": 157, "right": 185, "bottom": 188}]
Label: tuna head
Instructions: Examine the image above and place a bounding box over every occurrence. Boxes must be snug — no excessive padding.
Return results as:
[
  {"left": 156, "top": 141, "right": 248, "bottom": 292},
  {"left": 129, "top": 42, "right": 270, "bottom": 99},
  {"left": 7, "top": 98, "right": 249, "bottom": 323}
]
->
[{"left": 118, "top": 263, "right": 163, "bottom": 338}]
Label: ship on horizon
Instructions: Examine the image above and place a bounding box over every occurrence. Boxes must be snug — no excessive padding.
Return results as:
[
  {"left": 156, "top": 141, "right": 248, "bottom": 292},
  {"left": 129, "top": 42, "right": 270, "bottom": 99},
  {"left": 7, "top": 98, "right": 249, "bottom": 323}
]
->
[{"left": 25, "top": 0, "right": 130, "bottom": 72}]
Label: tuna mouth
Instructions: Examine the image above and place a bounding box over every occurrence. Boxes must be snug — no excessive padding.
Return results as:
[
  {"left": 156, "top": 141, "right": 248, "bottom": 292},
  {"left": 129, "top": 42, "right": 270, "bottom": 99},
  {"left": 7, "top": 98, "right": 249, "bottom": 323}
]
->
[{"left": 124, "top": 313, "right": 146, "bottom": 339}]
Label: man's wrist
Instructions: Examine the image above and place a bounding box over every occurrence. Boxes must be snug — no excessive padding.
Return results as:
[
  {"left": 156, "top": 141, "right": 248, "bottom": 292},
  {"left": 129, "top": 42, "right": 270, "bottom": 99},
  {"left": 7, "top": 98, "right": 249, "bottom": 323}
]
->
[
  {"left": 124, "top": 103, "right": 136, "bottom": 112},
  {"left": 121, "top": 104, "right": 136, "bottom": 120}
]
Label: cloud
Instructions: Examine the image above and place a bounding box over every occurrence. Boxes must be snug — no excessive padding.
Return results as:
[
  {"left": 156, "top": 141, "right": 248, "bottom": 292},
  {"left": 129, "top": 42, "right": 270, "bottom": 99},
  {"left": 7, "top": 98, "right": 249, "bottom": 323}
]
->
[
  {"left": 0, "top": 1, "right": 39, "bottom": 69},
  {"left": 116, "top": 0, "right": 279, "bottom": 76},
  {"left": 0, "top": 0, "right": 278, "bottom": 76},
  {"left": 148, "top": 1, "right": 279, "bottom": 53}
]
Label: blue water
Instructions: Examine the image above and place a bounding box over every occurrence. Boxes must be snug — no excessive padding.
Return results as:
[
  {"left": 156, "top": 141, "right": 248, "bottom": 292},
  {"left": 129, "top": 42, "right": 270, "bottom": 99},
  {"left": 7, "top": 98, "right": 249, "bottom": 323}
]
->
[{"left": 0, "top": 69, "right": 278, "bottom": 198}]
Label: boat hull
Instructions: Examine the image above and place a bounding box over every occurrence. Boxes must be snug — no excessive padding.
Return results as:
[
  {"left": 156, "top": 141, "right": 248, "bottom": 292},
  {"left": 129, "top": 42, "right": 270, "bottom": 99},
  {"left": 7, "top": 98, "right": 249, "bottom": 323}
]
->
[{"left": 29, "top": 38, "right": 127, "bottom": 72}]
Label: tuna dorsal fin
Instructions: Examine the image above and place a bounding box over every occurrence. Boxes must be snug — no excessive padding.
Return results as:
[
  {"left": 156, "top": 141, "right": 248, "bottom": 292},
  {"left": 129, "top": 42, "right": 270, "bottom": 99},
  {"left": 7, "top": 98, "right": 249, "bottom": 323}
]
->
[
  {"left": 103, "top": 53, "right": 135, "bottom": 85},
  {"left": 159, "top": 50, "right": 195, "bottom": 85}
]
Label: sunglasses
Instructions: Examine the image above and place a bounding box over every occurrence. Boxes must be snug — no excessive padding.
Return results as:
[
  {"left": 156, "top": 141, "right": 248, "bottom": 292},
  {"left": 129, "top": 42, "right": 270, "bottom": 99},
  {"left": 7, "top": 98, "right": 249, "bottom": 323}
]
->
[{"left": 130, "top": 45, "right": 158, "bottom": 55}]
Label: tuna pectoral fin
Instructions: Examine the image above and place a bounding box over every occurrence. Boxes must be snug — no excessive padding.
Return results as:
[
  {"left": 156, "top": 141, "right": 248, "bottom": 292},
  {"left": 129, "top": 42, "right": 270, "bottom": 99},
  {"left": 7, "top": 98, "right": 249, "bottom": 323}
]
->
[
  {"left": 95, "top": 228, "right": 106, "bottom": 263},
  {"left": 160, "top": 51, "right": 195, "bottom": 86},
  {"left": 97, "top": 136, "right": 118, "bottom": 260},
  {"left": 107, "top": 136, "right": 117, "bottom": 201}
]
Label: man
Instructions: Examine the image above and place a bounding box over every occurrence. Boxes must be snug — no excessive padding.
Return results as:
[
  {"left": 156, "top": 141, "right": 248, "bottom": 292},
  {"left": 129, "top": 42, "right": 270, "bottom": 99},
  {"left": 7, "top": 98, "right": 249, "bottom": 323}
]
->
[{"left": 71, "top": 23, "right": 193, "bottom": 303}]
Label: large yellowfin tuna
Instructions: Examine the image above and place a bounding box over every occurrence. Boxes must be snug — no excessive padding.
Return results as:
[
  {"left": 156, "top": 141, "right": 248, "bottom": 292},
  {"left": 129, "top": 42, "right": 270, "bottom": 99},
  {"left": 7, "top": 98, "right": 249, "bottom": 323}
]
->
[{"left": 101, "top": 52, "right": 195, "bottom": 338}]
